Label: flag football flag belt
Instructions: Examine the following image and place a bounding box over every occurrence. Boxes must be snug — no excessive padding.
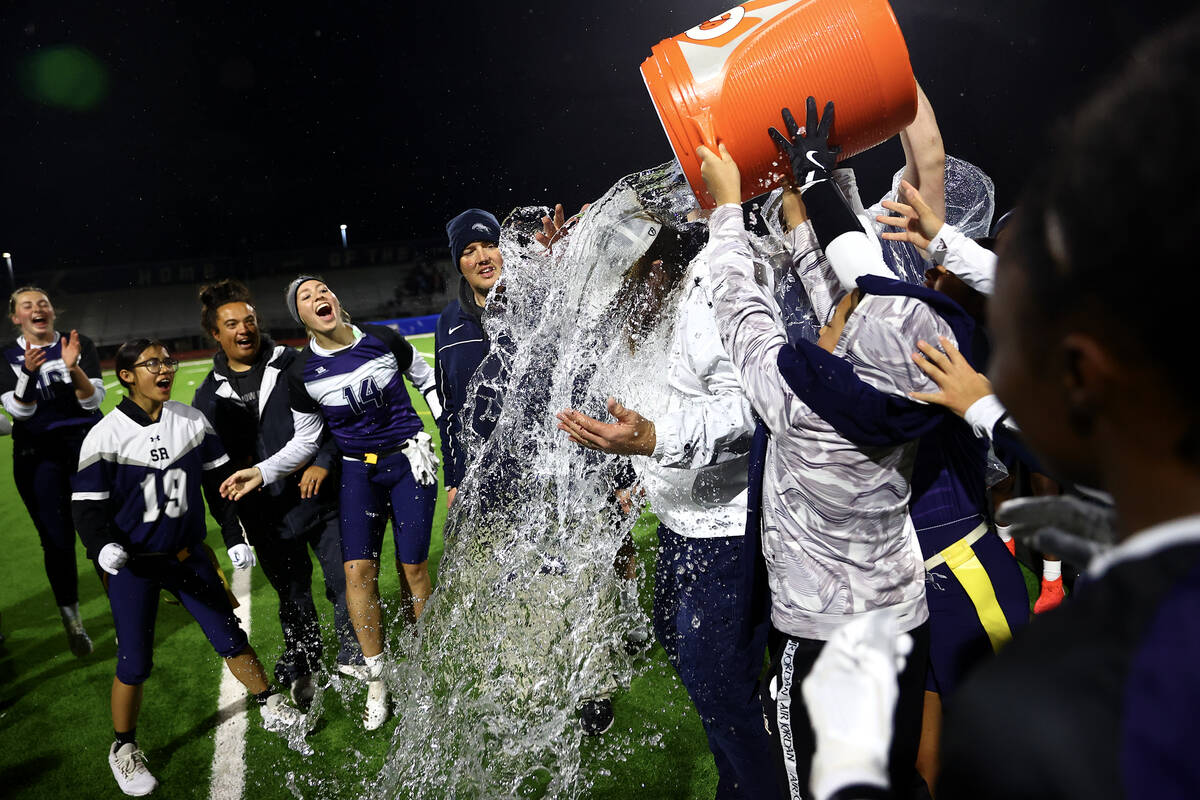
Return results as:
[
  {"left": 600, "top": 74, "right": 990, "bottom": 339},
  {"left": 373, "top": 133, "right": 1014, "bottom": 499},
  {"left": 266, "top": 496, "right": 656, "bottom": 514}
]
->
[
  {"left": 134, "top": 546, "right": 194, "bottom": 562},
  {"left": 924, "top": 521, "right": 1013, "bottom": 652},
  {"left": 343, "top": 440, "right": 413, "bottom": 465}
]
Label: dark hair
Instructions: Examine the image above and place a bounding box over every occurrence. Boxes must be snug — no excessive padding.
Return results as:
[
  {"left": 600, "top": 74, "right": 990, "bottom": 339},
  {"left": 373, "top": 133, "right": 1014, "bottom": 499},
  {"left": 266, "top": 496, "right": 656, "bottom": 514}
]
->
[
  {"left": 199, "top": 278, "right": 254, "bottom": 336},
  {"left": 1007, "top": 13, "right": 1200, "bottom": 459},
  {"left": 115, "top": 338, "right": 167, "bottom": 390}
]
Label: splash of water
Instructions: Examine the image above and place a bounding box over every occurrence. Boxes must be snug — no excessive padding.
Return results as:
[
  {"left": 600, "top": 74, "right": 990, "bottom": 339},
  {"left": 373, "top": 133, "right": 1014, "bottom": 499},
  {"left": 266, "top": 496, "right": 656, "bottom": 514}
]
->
[{"left": 363, "top": 162, "right": 698, "bottom": 800}]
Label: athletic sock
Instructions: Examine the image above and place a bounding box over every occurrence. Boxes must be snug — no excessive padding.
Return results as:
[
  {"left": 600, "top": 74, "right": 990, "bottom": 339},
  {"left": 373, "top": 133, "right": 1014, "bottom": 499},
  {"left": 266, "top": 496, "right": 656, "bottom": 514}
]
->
[
  {"left": 59, "top": 603, "right": 82, "bottom": 623},
  {"left": 114, "top": 728, "right": 138, "bottom": 747},
  {"left": 1043, "top": 560, "right": 1062, "bottom": 581},
  {"left": 364, "top": 652, "right": 385, "bottom": 680},
  {"left": 252, "top": 689, "right": 276, "bottom": 707},
  {"left": 996, "top": 524, "right": 1016, "bottom": 556}
]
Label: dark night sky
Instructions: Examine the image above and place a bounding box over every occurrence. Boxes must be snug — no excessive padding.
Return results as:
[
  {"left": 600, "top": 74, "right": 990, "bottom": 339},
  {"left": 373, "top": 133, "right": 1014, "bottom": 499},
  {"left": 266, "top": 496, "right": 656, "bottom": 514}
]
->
[{"left": 1, "top": 1, "right": 1193, "bottom": 274}]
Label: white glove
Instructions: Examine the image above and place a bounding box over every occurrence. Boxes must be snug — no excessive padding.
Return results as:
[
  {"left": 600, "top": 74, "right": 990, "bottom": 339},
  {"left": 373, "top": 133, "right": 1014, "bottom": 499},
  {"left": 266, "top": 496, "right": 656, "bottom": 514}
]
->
[
  {"left": 228, "top": 543, "right": 256, "bottom": 570},
  {"left": 403, "top": 431, "right": 439, "bottom": 487},
  {"left": 97, "top": 542, "right": 129, "bottom": 576},
  {"left": 802, "top": 609, "right": 913, "bottom": 800}
]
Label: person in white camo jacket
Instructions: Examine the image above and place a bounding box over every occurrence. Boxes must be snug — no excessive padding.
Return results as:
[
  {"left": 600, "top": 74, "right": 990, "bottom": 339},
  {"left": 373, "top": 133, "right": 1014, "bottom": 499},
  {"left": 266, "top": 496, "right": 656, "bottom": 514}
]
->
[{"left": 697, "top": 102, "right": 957, "bottom": 799}]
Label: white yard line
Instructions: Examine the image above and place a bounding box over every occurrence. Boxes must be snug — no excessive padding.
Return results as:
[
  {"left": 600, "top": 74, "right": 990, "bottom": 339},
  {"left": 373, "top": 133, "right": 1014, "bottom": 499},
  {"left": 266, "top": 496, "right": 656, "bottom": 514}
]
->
[{"left": 208, "top": 565, "right": 253, "bottom": 800}]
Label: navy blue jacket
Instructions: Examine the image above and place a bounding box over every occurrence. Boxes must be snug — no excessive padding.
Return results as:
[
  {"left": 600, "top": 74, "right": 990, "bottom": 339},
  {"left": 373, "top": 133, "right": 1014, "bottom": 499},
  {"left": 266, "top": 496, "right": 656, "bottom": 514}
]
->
[
  {"left": 435, "top": 278, "right": 502, "bottom": 488},
  {"left": 192, "top": 338, "right": 338, "bottom": 539}
]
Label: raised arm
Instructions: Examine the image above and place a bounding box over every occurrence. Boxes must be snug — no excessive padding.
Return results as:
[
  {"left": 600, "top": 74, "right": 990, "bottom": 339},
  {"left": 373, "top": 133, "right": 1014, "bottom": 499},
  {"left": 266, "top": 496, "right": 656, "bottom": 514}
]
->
[
  {"left": 695, "top": 143, "right": 802, "bottom": 436},
  {"left": 898, "top": 82, "right": 946, "bottom": 222},
  {"left": 66, "top": 331, "right": 106, "bottom": 409},
  {"left": 1, "top": 344, "right": 44, "bottom": 420},
  {"left": 877, "top": 180, "right": 998, "bottom": 294},
  {"left": 770, "top": 98, "right": 893, "bottom": 292}
]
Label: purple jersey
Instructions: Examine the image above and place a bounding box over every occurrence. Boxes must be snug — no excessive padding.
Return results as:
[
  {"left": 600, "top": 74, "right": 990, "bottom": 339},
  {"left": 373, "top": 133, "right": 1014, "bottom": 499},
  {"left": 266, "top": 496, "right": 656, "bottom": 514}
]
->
[
  {"left": 0, "top": 333, "right": 104, "bottom": 442},
  {"left": 289, "top": 324, "right": 428, "bottom": 455}
]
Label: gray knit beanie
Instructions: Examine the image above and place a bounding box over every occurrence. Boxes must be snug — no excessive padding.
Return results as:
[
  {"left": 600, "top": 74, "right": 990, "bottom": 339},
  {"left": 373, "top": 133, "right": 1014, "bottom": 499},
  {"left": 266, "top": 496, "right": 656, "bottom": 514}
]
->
[{"left": 284, "top": 275, "right": 322, "bottom": 324}]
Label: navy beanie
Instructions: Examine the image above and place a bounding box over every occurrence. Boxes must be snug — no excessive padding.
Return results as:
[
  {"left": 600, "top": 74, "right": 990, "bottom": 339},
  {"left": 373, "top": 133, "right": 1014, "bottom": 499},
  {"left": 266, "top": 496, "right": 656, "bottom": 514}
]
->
[{"left": 446, "top": 209, "right": 501, "bottom": 268}]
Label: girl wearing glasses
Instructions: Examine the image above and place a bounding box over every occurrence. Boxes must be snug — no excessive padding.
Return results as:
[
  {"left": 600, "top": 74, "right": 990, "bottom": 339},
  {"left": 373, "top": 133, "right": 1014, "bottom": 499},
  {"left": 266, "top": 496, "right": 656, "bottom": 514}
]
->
[
  {"left": 70, "top": 338, "right": 305, "bottom": 796},
  {"left": 0, "top": 286, "right": 105, "bottom": 657},
  {"left": 220, "top": 276, "right": 442, "bottom": 731}
]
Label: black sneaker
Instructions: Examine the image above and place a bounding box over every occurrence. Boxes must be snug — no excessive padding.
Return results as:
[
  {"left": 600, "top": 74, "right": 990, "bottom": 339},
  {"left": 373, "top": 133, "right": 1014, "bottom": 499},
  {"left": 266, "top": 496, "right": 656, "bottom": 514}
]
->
[
  {"left": 579, "top": 698, "right": 614, "bottom": 736},
  {"left": 64, "top": 618, "right": 93, "bottom": 658}
]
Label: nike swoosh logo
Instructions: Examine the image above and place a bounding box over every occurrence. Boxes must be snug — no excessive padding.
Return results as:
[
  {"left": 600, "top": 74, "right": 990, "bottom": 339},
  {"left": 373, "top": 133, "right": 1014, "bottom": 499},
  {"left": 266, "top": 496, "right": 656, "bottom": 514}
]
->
[
  {"left": 448, "top": 324, "right": 466, "bottom": 335},
  {"left": 805, "top": 151, "right": 825, "bottom": 171}
]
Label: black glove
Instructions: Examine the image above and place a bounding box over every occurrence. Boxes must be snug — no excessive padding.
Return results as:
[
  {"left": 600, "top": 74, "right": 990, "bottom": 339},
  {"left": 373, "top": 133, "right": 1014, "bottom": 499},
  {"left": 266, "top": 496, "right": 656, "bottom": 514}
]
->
[{"left": 769, "top": 96, "right": 840, "bottom": 188}]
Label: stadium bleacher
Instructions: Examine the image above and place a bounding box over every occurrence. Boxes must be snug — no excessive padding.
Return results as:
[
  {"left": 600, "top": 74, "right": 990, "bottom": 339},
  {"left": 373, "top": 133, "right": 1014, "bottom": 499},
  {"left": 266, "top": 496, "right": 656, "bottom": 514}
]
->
[{"left": 35, "top": 244, "right": 455, "bottom": 350}]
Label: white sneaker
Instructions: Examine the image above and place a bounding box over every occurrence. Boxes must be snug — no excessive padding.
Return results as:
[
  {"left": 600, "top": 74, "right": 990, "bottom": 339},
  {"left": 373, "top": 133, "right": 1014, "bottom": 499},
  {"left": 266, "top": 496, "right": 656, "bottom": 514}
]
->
[
  {"left": 108, "top": 742, "right": 158, "bottom": 796},
  {"left": 336, "top": 662, "right": 370, "bottom": 681},
  {"left": 363, "top": 679, "right": 389, "bottom": 731},
  {"left": 260, "top": 693, "right": 305, "bottom": 733}
]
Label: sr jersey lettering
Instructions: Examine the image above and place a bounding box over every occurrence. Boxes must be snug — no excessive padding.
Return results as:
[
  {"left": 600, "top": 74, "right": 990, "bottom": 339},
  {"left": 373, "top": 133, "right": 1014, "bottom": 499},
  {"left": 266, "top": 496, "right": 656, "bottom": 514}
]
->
[{"left": 72, "top": 399, "right": 230, "bottom": 555}]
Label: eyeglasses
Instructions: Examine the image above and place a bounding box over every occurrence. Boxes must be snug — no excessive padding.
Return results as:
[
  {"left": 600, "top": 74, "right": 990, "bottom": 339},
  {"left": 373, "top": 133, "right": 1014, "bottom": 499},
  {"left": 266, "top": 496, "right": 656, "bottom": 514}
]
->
[{"left": 132, "top": 357, "right": 180, "bottom": 374}]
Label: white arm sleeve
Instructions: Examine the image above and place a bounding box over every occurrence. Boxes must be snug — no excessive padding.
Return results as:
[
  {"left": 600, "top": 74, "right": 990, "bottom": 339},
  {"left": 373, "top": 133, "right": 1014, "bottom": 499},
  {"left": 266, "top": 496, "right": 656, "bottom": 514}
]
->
[
  {"left": 405, "top": 352, "right": 443, "bottom": 420},
  {"left": 963, "top": 394, "right": 1011, "bottom": 441},
  {"left": 77, "top": 378, "right": 106, "bottom": 411},
  {"left": 255, "top": 409, "right": 324, "bottom": 485},
  {"left": 929, "top": 223, "right": 997, "bottom": 295},
  {"left": 2, "top": 390, "right": 36, "bottom": 420}
]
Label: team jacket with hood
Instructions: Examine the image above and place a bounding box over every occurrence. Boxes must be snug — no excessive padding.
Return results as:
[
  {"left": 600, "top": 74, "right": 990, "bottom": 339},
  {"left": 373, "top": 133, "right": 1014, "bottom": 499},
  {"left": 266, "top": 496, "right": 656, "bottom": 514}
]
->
[
  {"left": 435, "top": 277, "right": 503, "bottom": 489},
  {"left": 708, "top": 198, "right": 955, "bottom": 641},
  {"left": 191, "top": 337, "right": 339, "bottom": 537}
]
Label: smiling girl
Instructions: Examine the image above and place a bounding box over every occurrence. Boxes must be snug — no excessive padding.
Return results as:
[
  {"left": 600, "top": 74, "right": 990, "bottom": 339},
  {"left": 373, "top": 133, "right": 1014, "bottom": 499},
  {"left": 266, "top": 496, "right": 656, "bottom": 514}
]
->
[
  {"left": 0, "top": 286, "right": 106, "bottom": 657},
  {"left": 71, "top": 338, "right": 306, "bottom": 796},
  {"left": 221, "top": 275, "right": 442, "bottom": 731}
]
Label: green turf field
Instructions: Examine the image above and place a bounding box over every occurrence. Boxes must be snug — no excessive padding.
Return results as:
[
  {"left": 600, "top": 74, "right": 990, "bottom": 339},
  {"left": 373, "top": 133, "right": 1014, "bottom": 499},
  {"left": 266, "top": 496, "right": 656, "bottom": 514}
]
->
[{"left": 0, "top": 333, "right": 719, "bottom": 799}]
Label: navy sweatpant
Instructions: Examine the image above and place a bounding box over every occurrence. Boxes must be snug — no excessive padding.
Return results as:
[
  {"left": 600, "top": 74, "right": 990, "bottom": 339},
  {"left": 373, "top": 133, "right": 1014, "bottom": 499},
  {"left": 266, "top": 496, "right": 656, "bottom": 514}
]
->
[
  {"left": 246, "top": 505, "right": 361, "bottom": 683},
  {"left": 653, "top": 524, "right": 780, "bottom": 800},
  {"left": 107, "top": 549, "right": 248, "bottom": 685},
  {"left": 13, "top": 430, "right": 89, "bottom": 607},
  {"left": 923, "top": 522, "right": 1030, "bottom": 699}
]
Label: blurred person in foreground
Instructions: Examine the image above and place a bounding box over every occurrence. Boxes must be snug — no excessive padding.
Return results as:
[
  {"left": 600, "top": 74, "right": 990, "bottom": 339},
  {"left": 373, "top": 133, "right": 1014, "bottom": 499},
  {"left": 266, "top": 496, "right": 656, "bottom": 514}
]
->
[{"left": 804, "top": 14, "right": 1200, "bottom": 800}]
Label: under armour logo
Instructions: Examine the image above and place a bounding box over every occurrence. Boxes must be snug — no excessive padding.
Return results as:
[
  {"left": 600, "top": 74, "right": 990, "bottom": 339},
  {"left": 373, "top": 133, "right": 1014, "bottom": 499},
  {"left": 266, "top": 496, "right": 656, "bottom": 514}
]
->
[
  {"left": 471, "top": 222, "right": 492, "bottom": 234},
  {"left": 315, "top": 366, "right": 328, "bottom": 374},
  {"left": 149, "top": 435, "right": 161, "bottom": 442}
]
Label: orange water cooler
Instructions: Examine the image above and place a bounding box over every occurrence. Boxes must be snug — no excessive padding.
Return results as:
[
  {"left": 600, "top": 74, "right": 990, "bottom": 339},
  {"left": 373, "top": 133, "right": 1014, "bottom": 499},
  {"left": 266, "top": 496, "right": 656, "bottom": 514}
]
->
[{"left": 641, "top": 0, "right": 917, "bottom": 207}]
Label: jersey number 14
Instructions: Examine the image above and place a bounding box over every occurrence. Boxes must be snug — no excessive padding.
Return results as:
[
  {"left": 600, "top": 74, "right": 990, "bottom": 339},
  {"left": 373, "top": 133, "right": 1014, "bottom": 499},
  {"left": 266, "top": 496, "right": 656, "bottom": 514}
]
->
[
  {"left": 343, "top": 377, "right": 384, "bottom": 415},
  {"left": 141, "top": 468, "right": 188, "bottom": 522}
]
